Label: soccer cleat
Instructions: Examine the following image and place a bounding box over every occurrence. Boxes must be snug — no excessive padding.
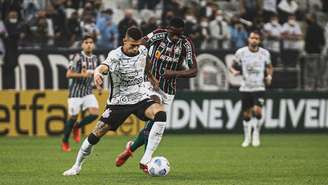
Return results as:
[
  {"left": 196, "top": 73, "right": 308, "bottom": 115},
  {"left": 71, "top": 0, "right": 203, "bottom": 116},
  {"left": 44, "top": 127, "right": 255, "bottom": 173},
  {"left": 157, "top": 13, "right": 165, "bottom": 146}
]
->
[
  {"left": 72, "top": 125, "right": 81, "bottom": 143},
  {"left": 252, "top": 130, "right": 261, "bottom": 147},
  {"left": 139, "top": 163, "right": 148, "bottom": 174},
  {"left": 115, "top": 141, "right": 133, "bottom": 167},
  {"left": 241, "top": 139, "right": 251, "bottom": 147},
  {"left": 63, "top": 165, "right": 81, "bottom": 176},
  {"left": 61, "top": 142, "right": 71, "bottom": 152}
]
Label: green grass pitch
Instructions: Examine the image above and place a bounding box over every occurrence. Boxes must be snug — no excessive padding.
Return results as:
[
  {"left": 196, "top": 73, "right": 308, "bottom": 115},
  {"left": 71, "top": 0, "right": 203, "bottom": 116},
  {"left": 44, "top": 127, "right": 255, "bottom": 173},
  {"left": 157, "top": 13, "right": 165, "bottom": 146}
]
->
[{"left": 0, "top": 134, "right": 327, "bottom": 185}]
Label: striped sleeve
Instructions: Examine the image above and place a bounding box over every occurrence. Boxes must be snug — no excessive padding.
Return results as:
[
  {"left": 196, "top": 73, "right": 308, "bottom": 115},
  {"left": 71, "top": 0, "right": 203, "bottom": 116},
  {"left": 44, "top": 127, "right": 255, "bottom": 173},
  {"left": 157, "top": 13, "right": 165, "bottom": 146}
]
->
[
  {"left": 143, "top": 28, "right": 167, "bottom": 47},
  {"left": 182, "top": 38, "right": 196, "bottom": 68},
  {"left": 68, "top": 53, "right": 81, "bottom": 71}
]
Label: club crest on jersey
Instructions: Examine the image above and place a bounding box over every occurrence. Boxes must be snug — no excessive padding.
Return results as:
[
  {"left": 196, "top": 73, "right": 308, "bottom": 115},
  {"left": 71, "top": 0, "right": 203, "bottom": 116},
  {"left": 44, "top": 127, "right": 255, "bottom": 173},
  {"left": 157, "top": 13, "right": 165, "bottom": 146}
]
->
[{"left": 155, "top": 50, "right": 161, "bottom": 59}]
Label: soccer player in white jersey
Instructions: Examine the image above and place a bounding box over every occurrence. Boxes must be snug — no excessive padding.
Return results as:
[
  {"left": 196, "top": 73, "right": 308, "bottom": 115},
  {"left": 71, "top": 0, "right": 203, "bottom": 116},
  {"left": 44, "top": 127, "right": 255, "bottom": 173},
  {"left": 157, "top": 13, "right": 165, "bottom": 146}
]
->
[
  {"left": 62, "top": 27, "right": 167, "bottom": 176},
  {"left": 230, "top": 31, "right": 273, "bottom": 147}
]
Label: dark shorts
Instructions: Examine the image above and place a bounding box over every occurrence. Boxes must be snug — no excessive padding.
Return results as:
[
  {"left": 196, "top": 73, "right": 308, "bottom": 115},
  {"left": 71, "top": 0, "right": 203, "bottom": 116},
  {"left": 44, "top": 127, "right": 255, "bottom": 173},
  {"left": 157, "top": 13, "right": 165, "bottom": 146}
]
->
[
  {"left": 240, "top": 91, "right": 265, "bottom": 111},
  {"left": 99, "top": 99, "right": 156, "bottom": 131}
]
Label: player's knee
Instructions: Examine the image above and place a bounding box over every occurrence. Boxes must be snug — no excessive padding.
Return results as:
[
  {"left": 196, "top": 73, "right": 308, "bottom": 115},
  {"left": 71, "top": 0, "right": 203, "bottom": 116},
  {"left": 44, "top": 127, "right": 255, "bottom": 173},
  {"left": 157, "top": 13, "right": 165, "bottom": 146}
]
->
[
  {"left": 153, "top": 111, "right": 166, "bottom": 122},
  {"left": 254, "top": 112, "right": 262, "bottom": 120},
  {"left": 243, "top": 115, "right": 251, "bottom": 122},
  {"left": 69, "top": 115, "right": 78, "bottom": 121},
  {"left": 87, "top": 133, "right": 100, "bottom": 145}
]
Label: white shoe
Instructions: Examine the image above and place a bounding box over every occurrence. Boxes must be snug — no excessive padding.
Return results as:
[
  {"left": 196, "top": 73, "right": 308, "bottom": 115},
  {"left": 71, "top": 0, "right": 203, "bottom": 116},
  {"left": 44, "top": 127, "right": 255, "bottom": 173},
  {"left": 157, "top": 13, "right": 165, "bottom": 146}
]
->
[
  {"left": 63, "top": 165, "right": 81, "bottom": 176},
  {"left": 252, "top": 130, "right": 260, "bottom": 147},
  {"left": 241, "top": 138, "right": 251, "bottom": 147}
]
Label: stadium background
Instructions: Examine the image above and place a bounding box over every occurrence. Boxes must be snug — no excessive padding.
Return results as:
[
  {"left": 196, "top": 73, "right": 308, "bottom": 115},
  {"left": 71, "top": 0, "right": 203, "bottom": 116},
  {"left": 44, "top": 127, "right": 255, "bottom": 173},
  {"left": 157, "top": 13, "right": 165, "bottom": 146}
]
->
[{"left": 0, "top": 1, "right": 328, "bottom": 185}]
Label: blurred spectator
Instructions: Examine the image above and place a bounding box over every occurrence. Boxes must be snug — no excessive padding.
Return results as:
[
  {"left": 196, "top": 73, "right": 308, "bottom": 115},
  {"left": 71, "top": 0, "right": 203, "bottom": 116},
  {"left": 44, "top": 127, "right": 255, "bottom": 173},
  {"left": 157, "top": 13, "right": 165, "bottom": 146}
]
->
[
  {"left": 304, "top": 14, "right": 325, "bottom": 54},
  {"left": 27, "top": 10, "right": 54, "bottom": 47},
  {"left": 67, "top": 11, "right": 82, "bottom": 48},
  {"left": 96, "top": 12, "right": 118, "bottom": 49},
  {"left": 262, "top": 0, "right": 277, "bottom": 22},
  {"left": 3, "top": 10, "right": 24, "bottom": 69},
  {"left": 278, "top": 0, "right": 298, "bottom": 23},
  {"left": 137, "top": 0, "right": 160, "bottom": 10},
  {"left": 49, "top": 1, "right": 69, "bottom": 47},
  {"left": 239, "top": 0, "right": 262, "bottom": 22},
  {"left": 230, "top": 17, "right": 248, "bottom": 50},
  {"left": 118, "top": 9, "right": 138, "bottom": 45},
  {"left": 81, "top": 14, "right": 100, "bottom": 41},
  {"left": 199, "top": 1, "right": 219, "bottom": 21},
  {"left": 209, "top": 10, "right": 230, "bottom": 50},
  {"left": 199, "top": 17, "right": 211, "bottom": 50},
  {"left": 23, "top": 0, "right": 40, "bottom": 22},
  {"left": 0, "top": 20, "right": 7, "bottom": 56},
  {"left": 140, "top": 16, "right": 158, "bottom": 35},
  {"left": 163, "top": 0, "right": 182, "bottom": 17},
  {"left": 185, "top": 12, "right": 202, "bottom": 49},
  {"left": 263, "top": 14, "right": 282, "bottom": 66},
  {"left": 81, "top": 2, "right": 97, "bottom": 20},
  {"left": 0, "top": 0, "right": 23, "bottom": 20},
  {"left": 281, "top": 15, "right": 303, "bottom": 51}
]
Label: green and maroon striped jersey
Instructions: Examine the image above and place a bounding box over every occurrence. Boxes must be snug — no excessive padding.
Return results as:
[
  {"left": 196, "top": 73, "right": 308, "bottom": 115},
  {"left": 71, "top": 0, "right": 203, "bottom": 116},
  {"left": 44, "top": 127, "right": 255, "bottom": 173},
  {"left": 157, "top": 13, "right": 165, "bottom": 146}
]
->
[{"left": 144, "top": 28, "right": 196, "bottom": 95}]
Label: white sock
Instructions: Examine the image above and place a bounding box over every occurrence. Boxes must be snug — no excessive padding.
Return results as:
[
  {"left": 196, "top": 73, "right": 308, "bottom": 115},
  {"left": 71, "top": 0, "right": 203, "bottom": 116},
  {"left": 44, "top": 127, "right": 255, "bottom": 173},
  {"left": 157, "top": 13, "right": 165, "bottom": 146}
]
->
[
  {"left": 252, "top": 118, "right": 261, "bottom": 134},
  {"left": 243, "top": 120, "right": 252, "bottom": 141},
  {"left": 73, "top": 138, "right": 93, "bottom": 168},
  {"left": 140, "top": 121, "right": 166, "bottom": 164}
]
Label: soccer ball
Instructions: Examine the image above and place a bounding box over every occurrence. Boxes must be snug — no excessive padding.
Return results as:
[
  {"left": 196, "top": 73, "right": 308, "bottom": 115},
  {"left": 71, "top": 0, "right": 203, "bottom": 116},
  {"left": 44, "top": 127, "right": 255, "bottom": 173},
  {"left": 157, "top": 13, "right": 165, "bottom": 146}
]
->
[{"left": 148, "top": 156, "right": 170, "bottom": 177}]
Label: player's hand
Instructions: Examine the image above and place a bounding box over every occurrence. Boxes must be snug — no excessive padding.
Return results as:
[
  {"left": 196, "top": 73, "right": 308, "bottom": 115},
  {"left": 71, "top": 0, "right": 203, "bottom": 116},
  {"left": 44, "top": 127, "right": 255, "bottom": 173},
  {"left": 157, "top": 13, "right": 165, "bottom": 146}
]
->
[
  {"left": 265, "top": 75, "right": 272, "bottom": 86},
  {"left": 149, "top": 75, "right": 160, "bottom": 91},
  {"left": 81, "top": 69, "right": 92, "bottom": 78},
  {"left": 163, "top": 69, "right": 176, "bottom": 79},
  {"left": 230, "top": 68, "right": 240, "bottom": 76},
  {"left": 94, "top": 72, "right": 104, "bottom": 90}
]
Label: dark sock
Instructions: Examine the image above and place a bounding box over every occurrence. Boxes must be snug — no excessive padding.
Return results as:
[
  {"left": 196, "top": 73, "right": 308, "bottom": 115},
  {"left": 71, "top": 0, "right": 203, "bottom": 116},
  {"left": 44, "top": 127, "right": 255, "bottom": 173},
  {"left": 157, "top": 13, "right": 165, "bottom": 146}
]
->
[
  {"left": 130, "top": 120, "right": 154, "bottom": 152},
  {"left": 144, "top": 120, "right": 154, "bottom": 149},
  {"left": 130, "top": 128, "right": 146, "bottom": 152},
  {"left": 62, "top": 118, "right": 76, "bottom": 143},
  {"left": 77, "top": 114, "right": 98, "bottom": 128}
]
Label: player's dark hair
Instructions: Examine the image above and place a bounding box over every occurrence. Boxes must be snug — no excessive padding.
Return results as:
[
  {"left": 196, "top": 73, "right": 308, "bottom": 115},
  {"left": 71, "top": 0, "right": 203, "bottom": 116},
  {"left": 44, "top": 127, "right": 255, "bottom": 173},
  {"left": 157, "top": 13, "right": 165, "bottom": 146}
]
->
[
  {"left": 249, "top": 30, "right": 262, "bottom": 38},
  {"left": 126, "top": 26, "right": 143, "bottom": 40},
  {"left": 82, "top": 35, "right": 94, "bottom": 42},
  {"left": 169, "top": 17, "right": 185, "bottom": 29}
]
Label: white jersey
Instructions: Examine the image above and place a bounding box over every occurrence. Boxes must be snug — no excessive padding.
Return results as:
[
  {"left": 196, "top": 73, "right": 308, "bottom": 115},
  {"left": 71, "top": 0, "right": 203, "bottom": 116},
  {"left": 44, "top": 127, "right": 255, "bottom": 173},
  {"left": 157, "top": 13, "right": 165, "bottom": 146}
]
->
[
  {"left": 234, "top": 47, "right": 271, "bottom": 92},
  {"left": 102, "top": 46, "right": 149, "bottom": 105}
]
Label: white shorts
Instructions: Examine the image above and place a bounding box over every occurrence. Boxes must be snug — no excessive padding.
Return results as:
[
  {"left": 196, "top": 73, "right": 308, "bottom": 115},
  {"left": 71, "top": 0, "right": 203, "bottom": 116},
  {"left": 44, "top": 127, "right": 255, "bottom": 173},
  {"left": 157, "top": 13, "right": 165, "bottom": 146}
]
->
[
  {"left": 68, "top": 94, "right": 99, "bottom": 116},
  {"left": 143, "top": 82, "right": 175, "bottom": 110}
]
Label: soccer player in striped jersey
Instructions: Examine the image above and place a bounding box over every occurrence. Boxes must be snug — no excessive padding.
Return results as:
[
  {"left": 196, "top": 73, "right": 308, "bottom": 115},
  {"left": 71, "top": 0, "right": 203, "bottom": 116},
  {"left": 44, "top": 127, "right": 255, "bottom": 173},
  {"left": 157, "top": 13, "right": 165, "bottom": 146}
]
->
[
  {"left": 115, "top": 17, "right": 198, "bottom": 170},
  {"left": 63, "top": 27, "right": 167, "bottom": 176},
  {"left": 61, "top": 35, "right": 99, "bottom": 152},
  {"left": 230, "top": 31, "right": 273, "bottom": 147}
]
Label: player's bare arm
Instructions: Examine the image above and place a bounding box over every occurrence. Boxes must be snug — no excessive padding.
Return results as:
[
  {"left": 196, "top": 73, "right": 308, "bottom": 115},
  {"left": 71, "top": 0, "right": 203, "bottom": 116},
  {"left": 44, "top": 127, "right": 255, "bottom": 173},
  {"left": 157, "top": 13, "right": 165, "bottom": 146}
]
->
[
  {"left": 66, "top": 68, "right": 93, "bottom": 78},
  {"left": 164, "top": 60, "right": 198, "bottom": 79},
  {"left": 94, "top": 64, "right": 109, "bottom": 90},
  {"left": 265, "top": 63, "right": 273, "bottom": 86}
]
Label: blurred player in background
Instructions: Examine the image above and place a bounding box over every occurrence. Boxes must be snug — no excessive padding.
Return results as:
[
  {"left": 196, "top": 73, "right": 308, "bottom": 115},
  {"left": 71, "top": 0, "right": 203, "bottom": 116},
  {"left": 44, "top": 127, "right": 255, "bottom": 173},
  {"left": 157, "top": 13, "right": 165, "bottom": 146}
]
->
[
  {"left": 63, "top": 27, "right": 167, "bottom": 176},
  {"left": 115, "top": 17, "right": 198, "bottom": 172},
  {"left": 230, "top": 31, "right": 273, "bottom": 147},
  {"left": 61, "top": 35, "right": 99, "bottom": 152}
]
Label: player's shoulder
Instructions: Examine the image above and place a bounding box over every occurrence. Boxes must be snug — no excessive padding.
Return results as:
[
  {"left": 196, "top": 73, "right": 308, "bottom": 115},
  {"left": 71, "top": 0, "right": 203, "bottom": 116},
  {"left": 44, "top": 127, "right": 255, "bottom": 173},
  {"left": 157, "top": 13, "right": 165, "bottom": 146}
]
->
[
  {"left": 107, "top": 47, "right": 122, "bottom": 58},
  {"left": 139, "top": 45, "right": 148, "bottom": 55},
  {"left": 258, "top": 47, "right": 270, "bottom": 56},
  {"left": 235, "top": 46, "right": 248, "bottom": 55},
  {"left": 70, "top": 52, "right": 82, "bottom": 62},
  {"left": 146, "top": 28, "right": 167, "bottom": 38}
]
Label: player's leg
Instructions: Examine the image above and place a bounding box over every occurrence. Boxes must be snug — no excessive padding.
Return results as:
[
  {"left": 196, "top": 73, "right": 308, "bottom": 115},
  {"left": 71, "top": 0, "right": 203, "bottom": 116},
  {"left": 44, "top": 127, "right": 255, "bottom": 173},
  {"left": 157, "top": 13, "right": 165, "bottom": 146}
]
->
[
  {"left": 251, "top": 91, "right": 265, "bottom": 147},
  {"left": 139, "top": 103, "right": 166, "bottom": 171},
  {"left": 241, "top": 92, "right": 253, "bottom": 147},
  {"left": 72, "top": 95, "right": 99, "bottom": 142},
  {"left": 63, "top": 106, "right": 130, "bottom": 176},
  {"left": 62, "top": 98, "right": 81, "bottom": 151}
]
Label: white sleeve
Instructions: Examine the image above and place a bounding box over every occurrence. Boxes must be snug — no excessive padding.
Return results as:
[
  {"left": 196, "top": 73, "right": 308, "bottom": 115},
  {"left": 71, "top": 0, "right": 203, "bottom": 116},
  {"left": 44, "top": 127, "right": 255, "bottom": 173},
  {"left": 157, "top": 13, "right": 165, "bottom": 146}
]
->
[{"left": 102, "top": 51, "right": 120, "bottom": 72}]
